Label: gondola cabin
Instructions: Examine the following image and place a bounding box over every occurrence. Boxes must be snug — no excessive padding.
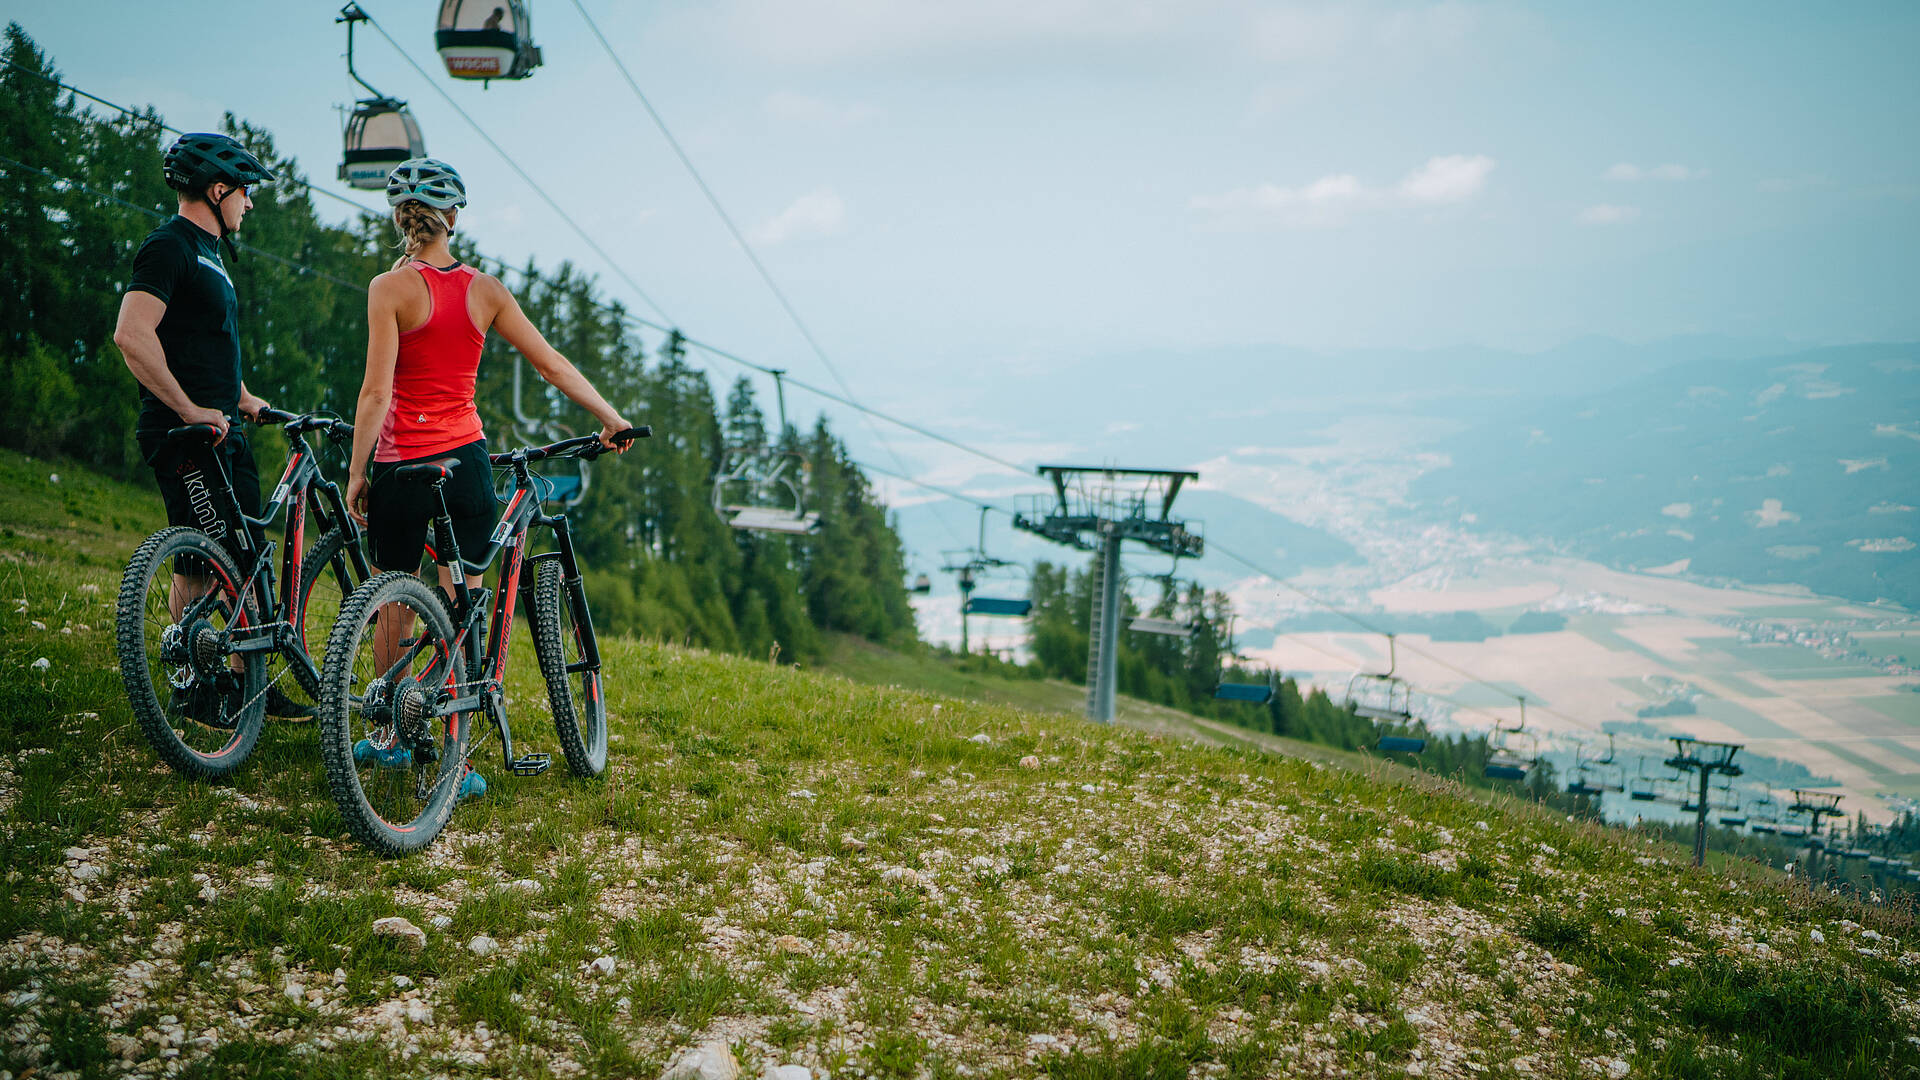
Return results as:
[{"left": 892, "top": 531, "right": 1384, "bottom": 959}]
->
[
  {"left": 910, "top": 574, "right": 933, "bottom": 595},
  {"left": 339, "top": 98, "right": 425, "bottom": 189},
  {"left": 437, "top": 0, "right": 543, "bottom": 83}
]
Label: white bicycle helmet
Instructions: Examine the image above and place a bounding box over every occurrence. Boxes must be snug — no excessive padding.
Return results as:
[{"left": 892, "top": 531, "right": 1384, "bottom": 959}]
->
[{"left": 386, "top": 157, "right": 467, "bottom": 209}]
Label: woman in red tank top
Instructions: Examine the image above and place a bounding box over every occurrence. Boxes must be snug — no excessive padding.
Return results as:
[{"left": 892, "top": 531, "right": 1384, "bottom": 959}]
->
[{"left": 343, "top": 159, "right": 631, "bottom": 795}]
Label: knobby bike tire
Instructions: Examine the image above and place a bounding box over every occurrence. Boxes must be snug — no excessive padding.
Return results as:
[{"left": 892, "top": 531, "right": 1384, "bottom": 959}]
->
[
  {"left": 317, "top": 572, "right": 470, "bottom": 856},
  {"left": 531, "top": 560, "right": 607, "bottom": 778},
  {"left": 115, "top": 526, "right": 267, "bottom": 779}
]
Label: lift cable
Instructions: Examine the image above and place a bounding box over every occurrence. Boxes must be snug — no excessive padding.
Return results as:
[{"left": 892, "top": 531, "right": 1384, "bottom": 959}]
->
[{"left": 563, "top": 0, "right": 961, "bottom": 546}]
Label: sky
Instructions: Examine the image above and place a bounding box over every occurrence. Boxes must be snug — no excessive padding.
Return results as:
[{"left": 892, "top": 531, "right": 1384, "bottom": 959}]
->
[{"left": 8, "top": 1, "right": 1919, "bottom": 532}]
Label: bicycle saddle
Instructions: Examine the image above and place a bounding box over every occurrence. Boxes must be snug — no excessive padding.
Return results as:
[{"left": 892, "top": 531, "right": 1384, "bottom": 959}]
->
[{"left": 395, "top": 457, "right": 462, "bottom": 484}]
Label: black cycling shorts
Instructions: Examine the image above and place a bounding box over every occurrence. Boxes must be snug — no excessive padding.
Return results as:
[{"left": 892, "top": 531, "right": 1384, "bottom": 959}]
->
[
  {"left": 139, "top": 429, "right": 262, "bottom": 577},
  {"left": 365, "top": 438, "right": 498, "bottom": 573}
]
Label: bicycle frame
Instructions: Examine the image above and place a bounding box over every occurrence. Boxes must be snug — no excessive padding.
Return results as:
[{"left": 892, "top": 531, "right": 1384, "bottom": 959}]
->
[
  {"left": 422, "top": 461, "right": 599, "bottom": 771},
  {"left": 174, "top": 416, "right": 371, "bottom": 689}
]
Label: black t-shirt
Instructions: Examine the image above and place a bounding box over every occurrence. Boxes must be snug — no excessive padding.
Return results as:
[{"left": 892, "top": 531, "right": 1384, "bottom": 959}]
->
[{"left": 127, "top": 216, "right": 241, "bottom": 436}]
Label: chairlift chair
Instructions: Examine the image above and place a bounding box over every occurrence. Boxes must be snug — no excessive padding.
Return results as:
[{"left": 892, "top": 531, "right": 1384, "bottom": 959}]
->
[
  {"left": 1214, "top": 661, "right": 1276, "bottom": 705},
  {"left": 1346, "top": 634, "right": 1426, "bottom": 753},
  {"left": 1483, "top": 696, "right": 1535, "bottom": 781},
  {"left": 507, "top": 357, "right": 588, "bottom": 509},
  {"left": 337, "top": 6, "right": 427, "bottom": 190},
  {"left": 1208, "top": 615, "right": 1276, "bottom": 704},
  {"left": 965, "top": 596, "right": 1033, "bottom": 617},
  {"left": 711, "top": 369, "right": 822, "bottom": 535},
  {"left": 436, "top": 0, "right": 543, "bottom": 83},
  {"left": 1129, "top": 615, "right": 1197, "bottom": 637}
]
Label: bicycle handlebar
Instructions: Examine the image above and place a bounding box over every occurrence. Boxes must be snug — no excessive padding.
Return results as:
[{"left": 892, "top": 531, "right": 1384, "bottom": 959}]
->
[
  {"left": 167, "top": 408, "right": 352, "bottom": 444},
  {"left": 490, "top": 426, "right": 651, "bottom": 466}
]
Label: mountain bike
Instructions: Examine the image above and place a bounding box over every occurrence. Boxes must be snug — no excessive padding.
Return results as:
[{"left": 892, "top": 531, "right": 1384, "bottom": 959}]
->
[
  {"left": 115, "top": 408, "right": 370, "bottom": 779},
  {"left": 317, "top": 426, "right": 649, "bottom": 856}
]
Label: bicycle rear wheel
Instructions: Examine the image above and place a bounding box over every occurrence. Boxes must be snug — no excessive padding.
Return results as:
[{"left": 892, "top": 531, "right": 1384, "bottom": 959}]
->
[
  {"left": 317, "top": 572, "right": 472, "bottom": 856},
  {"left": 115, "top": 526, "right": 267, "bottom": 779},
  {"left": 531, "top": 560, "right": 607, "bottom": 777}
]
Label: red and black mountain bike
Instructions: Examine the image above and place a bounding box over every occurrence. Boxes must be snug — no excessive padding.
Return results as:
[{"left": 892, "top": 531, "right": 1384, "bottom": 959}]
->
[
  {"left": 316, "top": 426, "right": 648, "bottom": 856},
  {"left": 115, "top": 408, "right": 371, "bottom": 778}
]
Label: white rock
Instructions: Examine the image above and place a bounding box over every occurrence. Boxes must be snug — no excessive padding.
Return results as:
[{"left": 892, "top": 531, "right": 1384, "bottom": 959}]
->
[
  {"left": 763, "top": 1067, "right": 811, "bottom": 1080},
  {"left": 392, "top": 975, "right": 413, "bottom": 989},
  {"left": 587, "top": 955, "right": 617, "bottom": 977},
  {"left": 372, "top": 917, "right": 428, "bottom": 952},
  {"left": 788, "top": 789, "right": 817, "bottom": 800},
  {"left": 1607, "top": 1060, "right": 1630, "bottom": 1078},
  {"left": 660, "top": 1040, "right": 740, "bottom": 1080},
  {"left": 967, "top": 733, "right": 991, "bottom": 744},
  {"left": 468, "top": 935, "right": 499, "bottom": 956},
  {"left": 1862, "top": 929, "right": 1884, "bottom": 942},
  {"left": 31, "top": 657, "right": 50, "bottom": 671},
  {"left": 1809, "top": 928, "right": 1825, "bottom": 944},
  {"left": 430, "top": 915, "right": 453, "bottom": 930},
  {"left": 71, "top": 863, "right": 104, "bottom": 882},
  {"left": 64, "top": 846, "right": 91, "bottom": 861},
  {"left": 1019, "top": 755, "right": 1041, "bottom": 768},
  {"left": 500, "top": 878, "right": 543, "bottom": 895},
  {"left": 283, "top": 981, "right": 305, "bottom": 1003}
]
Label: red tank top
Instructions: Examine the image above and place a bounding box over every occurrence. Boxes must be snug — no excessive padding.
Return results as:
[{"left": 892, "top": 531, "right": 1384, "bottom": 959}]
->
[{"left": 375, "top": 262, "right": 487, "bottom": 461}]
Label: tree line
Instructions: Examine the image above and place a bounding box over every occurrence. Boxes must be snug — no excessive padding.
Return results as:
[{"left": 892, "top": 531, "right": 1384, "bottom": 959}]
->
[{"left": 0, "top": 24, "right": 915, "bottom": 658}]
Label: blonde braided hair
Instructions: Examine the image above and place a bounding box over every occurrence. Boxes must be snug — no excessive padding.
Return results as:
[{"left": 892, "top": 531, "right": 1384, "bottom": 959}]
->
[{"left": 389, "top": 201, "right": 453, "bottom": 271}]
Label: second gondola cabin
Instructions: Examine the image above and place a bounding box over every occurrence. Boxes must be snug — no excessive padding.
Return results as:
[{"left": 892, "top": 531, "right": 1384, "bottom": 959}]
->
[
  {"left": 437, "top": 0, "right": 543, "bottom": 83},
  {"left": 339, "top": 99, "right": 425, "bottom": 189}
]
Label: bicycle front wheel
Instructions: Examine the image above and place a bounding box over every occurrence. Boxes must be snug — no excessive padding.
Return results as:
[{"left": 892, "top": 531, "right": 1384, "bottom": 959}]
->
[
  {"left": 531, "top": 560, "right": 607, "bottom": 778},
  {"left": 115, "top": 526, "right": 267, "bottom": 779},
  {"left": 317, "top": 572, "right": 472, "bottom": 856},
  {"left": 285, "top": 528, "right": 363, "bottom": 704}
]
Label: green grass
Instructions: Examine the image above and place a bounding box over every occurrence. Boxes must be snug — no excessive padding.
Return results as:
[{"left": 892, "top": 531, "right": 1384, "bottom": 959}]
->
[{"left": 3, "top": 446, "right": 1919, "bottom": 1079}]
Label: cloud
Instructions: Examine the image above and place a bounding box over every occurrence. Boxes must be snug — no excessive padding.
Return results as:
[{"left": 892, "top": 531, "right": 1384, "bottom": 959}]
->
[
  {"left": 1191, "top": 154, "right": 1493, "bottom": 228},
  {"left": 749, "top": 189, "right": 847, "bottom": 245},
  {"left": 1604, "top": 162, "right": 1706, "bottom": 182},
  {"left": 1575, "top": 203, "right": 1639, "bottom": 225},
  {"left": 764, "top": 90, "right": 881, "bottom": 127},
  {"left": 1397, "top": 154, "right": 1495, "bottom": 204}
]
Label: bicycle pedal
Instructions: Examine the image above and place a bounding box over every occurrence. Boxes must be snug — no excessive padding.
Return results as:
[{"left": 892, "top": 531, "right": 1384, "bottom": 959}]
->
[{"left": 510, "top": 753, "right": 551, "bottom": 776}]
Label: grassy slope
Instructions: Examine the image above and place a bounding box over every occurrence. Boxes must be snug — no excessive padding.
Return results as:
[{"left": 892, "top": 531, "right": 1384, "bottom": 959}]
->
[{"left": 0, "top": 447, "right": 1916, "bottom": 1080}]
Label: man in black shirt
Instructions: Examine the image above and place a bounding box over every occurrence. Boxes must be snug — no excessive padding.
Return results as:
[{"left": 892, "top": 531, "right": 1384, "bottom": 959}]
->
[{"left": 113, "top": 132, "right": 307, "bottom": 719}]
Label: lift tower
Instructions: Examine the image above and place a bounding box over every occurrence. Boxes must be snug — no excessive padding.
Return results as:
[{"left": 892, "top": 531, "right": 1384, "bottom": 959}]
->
[
  {"left": 1665, "top": 737, "right": 1744, "bottom": 867},
  {"left": 1014, "top": 466, "right": 1203, "bottom": 723}
]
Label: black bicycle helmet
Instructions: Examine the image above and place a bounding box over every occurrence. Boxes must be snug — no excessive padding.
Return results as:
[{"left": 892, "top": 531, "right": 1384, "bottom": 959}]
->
[
  {"left": 163, "top": 132, "right": 276, "bottom": 195},
  {"left": 386, "top": 157, "right": 467, "bottom": 210}
]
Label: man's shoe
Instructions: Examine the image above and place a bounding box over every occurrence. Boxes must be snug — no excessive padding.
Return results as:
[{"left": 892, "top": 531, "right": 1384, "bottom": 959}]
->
[
  {"left": 173, "top": 672, "right": 242, "bottom": 731},
  {"left": 265, "top": 686, "right": 314, "bottom": 722}
]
